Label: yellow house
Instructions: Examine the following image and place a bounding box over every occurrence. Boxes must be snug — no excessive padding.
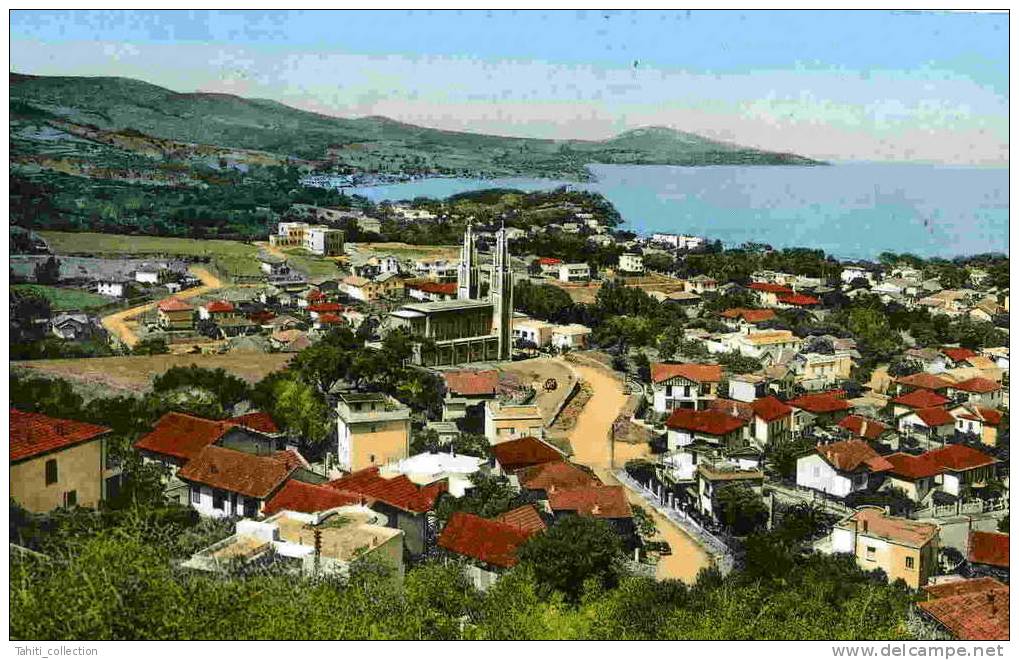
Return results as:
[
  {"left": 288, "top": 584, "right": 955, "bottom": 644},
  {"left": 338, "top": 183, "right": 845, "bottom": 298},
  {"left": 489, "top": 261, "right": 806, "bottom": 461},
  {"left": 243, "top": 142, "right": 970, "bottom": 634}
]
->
[
  {"left": 10, "top": 409, "right": 112, "bottom": 513},
  {"left": 484, "top": 401, "right": 544, "bottom": 444},
  {"left": 157, "top": 297, "right": 195, "bottom": 330},
  {"left": 831, "top": 507, "right": 939, "bottom": 589},
  {"left": 335, "top": 393, "right": 411, "bottom": 473}
]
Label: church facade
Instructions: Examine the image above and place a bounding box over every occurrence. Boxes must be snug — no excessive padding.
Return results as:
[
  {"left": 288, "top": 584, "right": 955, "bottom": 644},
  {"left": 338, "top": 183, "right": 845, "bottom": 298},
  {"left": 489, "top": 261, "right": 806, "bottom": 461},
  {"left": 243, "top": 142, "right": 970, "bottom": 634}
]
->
[{"left": 386, "top": 224, "right": 515, "bottom": 367}]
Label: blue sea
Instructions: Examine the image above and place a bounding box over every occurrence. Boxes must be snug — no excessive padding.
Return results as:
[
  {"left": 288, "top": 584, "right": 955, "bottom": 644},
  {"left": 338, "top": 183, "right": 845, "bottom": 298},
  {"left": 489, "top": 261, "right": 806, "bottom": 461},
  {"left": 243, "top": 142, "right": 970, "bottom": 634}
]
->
[{"left": 331, "top": 163, "right": 1008, "bottom": 260}]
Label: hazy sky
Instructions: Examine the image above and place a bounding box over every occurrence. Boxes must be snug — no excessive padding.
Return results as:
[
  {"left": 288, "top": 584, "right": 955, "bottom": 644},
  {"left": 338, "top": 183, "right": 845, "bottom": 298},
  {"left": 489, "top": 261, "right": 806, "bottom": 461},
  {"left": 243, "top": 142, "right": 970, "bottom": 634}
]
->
[{"left": 10, "top": 10, "right": 1009, "bottom": 164}]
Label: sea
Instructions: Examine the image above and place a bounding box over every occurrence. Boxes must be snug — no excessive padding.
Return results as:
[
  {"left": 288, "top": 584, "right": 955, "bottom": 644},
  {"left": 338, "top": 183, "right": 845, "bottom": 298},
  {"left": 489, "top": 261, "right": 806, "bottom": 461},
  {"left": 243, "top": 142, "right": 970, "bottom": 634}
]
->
[{"left": 318, "top": 163, "right": 1008, "bottom": 261}]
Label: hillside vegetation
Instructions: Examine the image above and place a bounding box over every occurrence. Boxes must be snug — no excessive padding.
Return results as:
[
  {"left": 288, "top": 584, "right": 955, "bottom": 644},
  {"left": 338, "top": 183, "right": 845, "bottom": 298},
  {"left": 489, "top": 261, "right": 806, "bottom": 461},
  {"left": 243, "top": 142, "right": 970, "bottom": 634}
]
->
[{"left": 11, "top": 73, "right": 822, "bottom": 180}]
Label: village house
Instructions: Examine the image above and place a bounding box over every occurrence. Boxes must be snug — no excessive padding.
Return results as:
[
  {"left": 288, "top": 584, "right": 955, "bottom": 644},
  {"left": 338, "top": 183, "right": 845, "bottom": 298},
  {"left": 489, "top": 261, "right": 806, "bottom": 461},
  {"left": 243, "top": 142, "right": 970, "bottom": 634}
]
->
[
  {"left": 406, "top": 280, "right": 457, "bottom": 302},
  {"left": 335, "top": 393, "right": 411, "bottom": 473},
  {"left": 490, "top": 436, "right": 564, "bottom": 475},
  {"left": 718, "top": 307, "right": 776, "bottom": 332},
  {"left": 548, "top": 485, "right": 637, "bottom": 548},
  {"left": 724, "top": 330, "right": 803, "bottom": 362},
  {"left": 650, "top": 363, "right": 723, "bottom": 413},
  {"left": 748, "top": 396, "right": 793, "bottom": 446},
  {"left": 748, "top": 282, "right": 794, "bottom": 307},
  {"left": 840, "top": 265, "right": 878, "bottom": 286},
  {"left": 414, "top": 258, "right": 459, "bottom": 282},
  {"left": 198, "top": 300, "right": 238, "bottom": 321},
  {"left": 830, "top": 507, "right": 939, "bottom": 589},
  {"left": 880, "top": 453, "right": 941, "bottom": 502},
  {"left": 618, "top": 252, "right": 645, "bottom": 273},
  {"left": 551, "top": 324, "right": 592, "bottom": 350},
  {"left": 896, "top": 406, "right": 957, "bottom": 446},
  {"left": 837, "top": 415, "right": 893, "bottom": 446},
  {"left": 786, "top": 390, "right": 852, "bottom": 435},
  {"left": 10, "top": 410, "right": 113, "bottom": 513},
  {"left": 341, "top": 274, "right": 403, "bottom": 302},
  {"left": 96, "top": 278, "right": 128, "bottom": 298},
  {"left": 917, "top": 577, "right": 1008, "bottom": 640},
  {"left": 686, "top": 274, "right": 718, "bottom": 294},
  {"left": 558, "top": 262, "right": 591, "bottom": 283},
  {"left": 438, "top": 509, "right": 543, "bottom": 590},
  {"left": 966, "top": 531, "right": 1009, "bottom": 583},
  {"left": 889, "top": 388, "right": 951, "bottom": 418},
  {"left": 695, "top": 461, "right": 765, "bottom": 523},
  {"left": 948, "top": 377, "right": 1002, "bottom": 408},
  {"left": 664, "top": 408, "right": 748, "bottom": 454},
  {"left": 950, "top": 404, "right": 1004, "bottom": 447},
  {"left": 727, "top": 373, "right": 768, "bottom": 403},
  {"left": 157, "top": 297, "right": 195, "bottom": 330},
  {"left": 516, "top": 460, "right": 600, "bottom": 499},
  {"left": 921, "top": 444, "right": 998, "bottom": 498},
  {"left": 50, "top": 312, "right": 96, "bottom": 340},
  {"left": 177, "top": 445, "right": 296, "bottom": 518},
  {"left": 796, "top": 440, "right": 893, "bottom": 499},
  {"left": 512, "top": 317, "right": 555, "bottom": 348},
  {"left": 484, "top": 402, "right": 545, "bottom": 444},
  {"left": 894, "top": 372, "right": 953, "bottom": 396},
  {"left": 269, "top": 221, "right": 344, "bottom": 256},
  {"left": 184, "top": 507, "right": 404, "bottom": 581},
  {"left": 327, "top": 466, "right": 449, "bottom": 556}
]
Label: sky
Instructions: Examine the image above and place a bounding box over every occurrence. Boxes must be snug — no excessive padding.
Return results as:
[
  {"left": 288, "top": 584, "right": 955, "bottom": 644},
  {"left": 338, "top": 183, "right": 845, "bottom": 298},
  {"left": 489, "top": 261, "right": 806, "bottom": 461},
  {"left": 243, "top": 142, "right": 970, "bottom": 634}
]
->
[{"left": 9, "top": 10, "right": 1009, "bottom": 165}]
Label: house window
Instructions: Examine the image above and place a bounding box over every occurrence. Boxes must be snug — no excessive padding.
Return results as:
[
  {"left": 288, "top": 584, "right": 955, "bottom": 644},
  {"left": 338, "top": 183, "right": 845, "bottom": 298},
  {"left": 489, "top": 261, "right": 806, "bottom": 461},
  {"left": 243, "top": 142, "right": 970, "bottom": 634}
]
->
[
  {"left": 191, "top": 487, "right": 201, "bottom": 504},
  {"left": 63, "top": 490, "right": 77, "bottom": 508},
  {"left": 370, "top": 454, "right": 376, "bottom": 464},
  {"left": 212, "top": 489, "right": 226, "bottom": 510},
  {"left": 45, "top": 459, "right": 58, "bottom": 485},
  {"left": 906, "top": 556, "right": 915, "bottom": 570},
  {"left": 865, "top": 546, "right": 876, "bottom": 561}
]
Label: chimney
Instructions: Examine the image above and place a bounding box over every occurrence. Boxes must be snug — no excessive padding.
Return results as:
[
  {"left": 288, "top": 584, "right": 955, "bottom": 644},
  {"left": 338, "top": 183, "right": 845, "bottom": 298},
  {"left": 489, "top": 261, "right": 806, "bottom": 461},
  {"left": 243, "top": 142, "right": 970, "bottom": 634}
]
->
[
  {"left": 884, "top": 505, "right": 891, "bottom": 516},
  {"left": 862, "top": 519, "right": 869, "bottom": 533},
  {"left": 591, "top": 504, "right": 601, "bottom": 516}
]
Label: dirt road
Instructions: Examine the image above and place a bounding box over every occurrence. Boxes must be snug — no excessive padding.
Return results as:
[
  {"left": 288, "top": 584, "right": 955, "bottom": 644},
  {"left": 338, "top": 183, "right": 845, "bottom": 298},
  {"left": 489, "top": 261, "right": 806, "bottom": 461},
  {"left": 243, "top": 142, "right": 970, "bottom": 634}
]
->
[
  {"left": 562, "top": 359, "right": 710, "bottom": 583},
  {"left": 101, "top": 266, "right": 224, "bottom": 348}
]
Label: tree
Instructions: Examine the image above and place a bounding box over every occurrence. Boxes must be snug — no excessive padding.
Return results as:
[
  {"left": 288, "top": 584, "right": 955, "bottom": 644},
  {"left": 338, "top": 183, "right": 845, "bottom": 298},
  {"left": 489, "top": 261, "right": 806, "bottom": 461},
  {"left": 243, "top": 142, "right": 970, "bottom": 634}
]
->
[
  {"left": 888, "top": 358, "right": 924, "bottom": 378},
  {"left": 434, "top": 473, "right": 526, "bottom": 524},
  {"left": 33, "top": 256, "right": 61, "bottom": 284},
  {"left": 517, "top": 515, "right": 624, "bottom": 602},
  {"left": 714, "top": 483, "right": 768, "bottom": 536},
  {"left": 268, "top": 375, "right": 332, "bottom": 450},
  {"left": 132, "top": 337, "right": 169, "bottom": 355},
  {"left": 152, "top": 365, "right": 251, "bottom": 409}
]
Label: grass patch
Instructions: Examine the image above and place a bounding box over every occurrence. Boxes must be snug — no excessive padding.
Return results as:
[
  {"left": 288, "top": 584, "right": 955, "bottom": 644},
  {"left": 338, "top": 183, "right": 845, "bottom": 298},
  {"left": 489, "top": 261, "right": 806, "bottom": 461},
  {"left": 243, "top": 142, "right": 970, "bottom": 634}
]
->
[
  {"left": 277, "top": 248, "right": 342, "bottom": 281},
  {"left": 11, "top": 284, "right": 112, "bottom": 311},
  {"left": 38, "top": 231, "right": 262, "bottom": 278}
]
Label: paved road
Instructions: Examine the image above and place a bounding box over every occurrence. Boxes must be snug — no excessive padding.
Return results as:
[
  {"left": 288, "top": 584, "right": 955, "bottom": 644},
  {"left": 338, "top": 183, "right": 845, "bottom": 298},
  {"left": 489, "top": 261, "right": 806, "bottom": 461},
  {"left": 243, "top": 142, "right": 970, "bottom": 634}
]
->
[
  {"left": 562, "top": 359, "right": 710, "bottom": 584},
  {"left": 101, "top": 266, "right": 224, "bottom": 348}
]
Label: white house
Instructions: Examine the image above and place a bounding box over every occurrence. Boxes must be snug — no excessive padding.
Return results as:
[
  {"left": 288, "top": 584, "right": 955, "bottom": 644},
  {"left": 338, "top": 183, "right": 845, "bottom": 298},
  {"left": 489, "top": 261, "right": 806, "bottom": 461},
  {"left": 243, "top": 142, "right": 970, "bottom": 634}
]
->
[
  {"left": 948, "top": 377, "right": 1002, "bottom": 408},
  {"left": 618, "top": 252, "right": 644, "bottom": 274},
  {"left": 550, "top": 324, "right": 591, "bottom": 350},
  {"left": 650, "top": 363, "right": 723, "bottom": 413},
  {"left": 96, "top": 280, "right": 126, "bottom": 298},
  {"left": 725, "top": 330, "right": 803, "bottom": 361},
  {"left": 177, "top": 445, "right": 295, "bottom": 519},
  {"left": 796, "top": 440, "right": 892, "bottom": 499},
  {"left": 841, "top": 266, "right": 877, "bottom": 287},
  {"left": 896, "top": 407, "right": 957, "bottom": 444},
  {"left": 134, "top": 264, "right": 164, "bottom": 284},
  {"left": 558, "top": 263, "right": 591, "bottom": 283}
]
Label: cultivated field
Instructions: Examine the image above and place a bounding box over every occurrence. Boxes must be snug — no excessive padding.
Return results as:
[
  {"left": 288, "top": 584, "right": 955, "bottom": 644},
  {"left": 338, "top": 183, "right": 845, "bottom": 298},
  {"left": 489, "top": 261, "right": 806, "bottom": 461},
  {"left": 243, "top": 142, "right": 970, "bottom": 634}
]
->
[
  {"left": 549, "top": 272, "right": 688, "bottom": 304},
  {"left": 13, "top": 353, "right": 293, "bottom": 394},
  {"left": 10, "top": 284, "right": 112, "bottom": 310},
  {"left": 349, "top": 242, "right": 460, "bottom": 262},
  {"left": 39, "top": 231, "right": 263, "bottom": 279}
]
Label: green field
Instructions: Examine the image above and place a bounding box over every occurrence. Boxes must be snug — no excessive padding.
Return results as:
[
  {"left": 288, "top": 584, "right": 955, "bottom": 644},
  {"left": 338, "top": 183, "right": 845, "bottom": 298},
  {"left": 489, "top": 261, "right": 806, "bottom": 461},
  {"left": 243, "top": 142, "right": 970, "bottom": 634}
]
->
[
  {"left": 38, "top": 231, "right": 263, "bottom": 278},
  {"left": 11, "top": 284, "right": 112, "bottom": 311}
]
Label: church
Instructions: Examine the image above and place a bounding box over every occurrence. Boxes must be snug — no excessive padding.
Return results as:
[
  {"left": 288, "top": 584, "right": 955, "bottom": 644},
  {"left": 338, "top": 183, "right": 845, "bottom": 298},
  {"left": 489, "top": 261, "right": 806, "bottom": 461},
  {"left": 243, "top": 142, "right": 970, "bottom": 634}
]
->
[{"left": 385, "top": 224, "right": 514, "bottom": 367}]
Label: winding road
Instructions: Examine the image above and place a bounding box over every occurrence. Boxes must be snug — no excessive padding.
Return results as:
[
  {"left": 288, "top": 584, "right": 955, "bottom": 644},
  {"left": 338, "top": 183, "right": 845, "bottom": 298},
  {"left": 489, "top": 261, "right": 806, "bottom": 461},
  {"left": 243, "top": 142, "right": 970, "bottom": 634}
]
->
[
  {"left": 101, "top": 266, "right": 224, "bottom": 348},
  {"left": 562, "top": 359, "right": 710, "bottom": 583}
]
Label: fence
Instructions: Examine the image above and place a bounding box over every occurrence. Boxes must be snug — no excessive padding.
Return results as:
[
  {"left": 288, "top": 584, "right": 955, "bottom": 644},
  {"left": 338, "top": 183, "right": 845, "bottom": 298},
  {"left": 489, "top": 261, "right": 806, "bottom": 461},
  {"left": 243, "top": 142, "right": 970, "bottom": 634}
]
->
[
  {"left": 911, "top": 497, "right": 1008, "bottom": 520},
  {"left": 614, "top": 469, "right": 735, "bottom": 575}
]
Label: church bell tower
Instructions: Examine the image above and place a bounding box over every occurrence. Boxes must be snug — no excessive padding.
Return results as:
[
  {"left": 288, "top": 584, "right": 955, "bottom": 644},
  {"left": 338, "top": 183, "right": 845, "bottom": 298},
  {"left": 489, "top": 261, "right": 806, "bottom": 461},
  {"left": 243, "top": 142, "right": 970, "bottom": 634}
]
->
[
  {"left": 490, "top": 225, "right": 514, "bottom": 361},
  {"left": 457, "top": 222, "right": 480, "bottom": 300}
]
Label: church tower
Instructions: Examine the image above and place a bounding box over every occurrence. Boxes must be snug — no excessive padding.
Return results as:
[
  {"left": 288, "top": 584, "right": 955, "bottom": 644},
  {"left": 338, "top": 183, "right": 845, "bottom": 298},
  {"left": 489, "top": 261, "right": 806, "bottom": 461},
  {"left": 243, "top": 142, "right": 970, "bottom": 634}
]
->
[
  {"left": 456, "top": 222, "right": 480, "bottom": 300},
  {"left": 490, "top": 225, "right": 514, "bottom": 361}
]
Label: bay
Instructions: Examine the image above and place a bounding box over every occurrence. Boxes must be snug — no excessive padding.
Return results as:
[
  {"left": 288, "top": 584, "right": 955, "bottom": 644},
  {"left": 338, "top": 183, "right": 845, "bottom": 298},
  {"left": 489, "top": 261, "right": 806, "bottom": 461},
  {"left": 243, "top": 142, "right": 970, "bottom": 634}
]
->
[{"left": 331, "top": 163, "right": 1008, "bottom": 260}]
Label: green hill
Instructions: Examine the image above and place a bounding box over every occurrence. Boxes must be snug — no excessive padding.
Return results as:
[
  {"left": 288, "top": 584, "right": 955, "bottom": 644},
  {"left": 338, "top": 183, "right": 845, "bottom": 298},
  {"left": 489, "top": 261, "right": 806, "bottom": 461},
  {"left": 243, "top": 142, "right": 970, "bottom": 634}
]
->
[{"left": 10, "top": 73, "right": 822, "bottom": 179}]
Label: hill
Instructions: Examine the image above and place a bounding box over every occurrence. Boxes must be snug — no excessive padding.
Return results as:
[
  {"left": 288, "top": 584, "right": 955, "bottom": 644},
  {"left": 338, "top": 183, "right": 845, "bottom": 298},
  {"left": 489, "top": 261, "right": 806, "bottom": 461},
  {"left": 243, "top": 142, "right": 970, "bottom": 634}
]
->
[{"left": 10, "top": 73, "right": 822, "bottom": 179}]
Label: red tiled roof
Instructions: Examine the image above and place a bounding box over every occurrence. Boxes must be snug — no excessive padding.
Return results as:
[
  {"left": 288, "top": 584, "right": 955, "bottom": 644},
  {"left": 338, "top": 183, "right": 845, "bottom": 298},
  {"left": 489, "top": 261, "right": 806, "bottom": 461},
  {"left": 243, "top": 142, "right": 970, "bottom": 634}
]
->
[
  {"left": 777, "top": 292, "right": 820, "bottom": 306},
  {"left": 751, "top": 396, "right": 793, "bottom": 422},
  {"left": 10, "top": 409, "right": 111, "bottom": 463},
  {"left": 787, "top": 390, "right": 851, "bottom": 414},
  {"left": 924, "top": 444, "right": 998, "bottom": 473},
  {"left": 491, "top": 437, "right": 564, "bottom": 472},
  {"left": 495, "top": 504, "right": 548, "bottom": 534},
  {"left": 177, "top": 445, "right": 294, "bottom": 499},
  {"left": 249, "top": 310, "right": 276, "bottom": 324},
  {"left": 548, "top": 485, "right": 632, "bottom": 519},
  {"left": 665, "top": 408, "right": 746, "bottom": 436},
  {"left": 316, "top": 313, "right": 345, "bottom": 325},
  {"left": 952, "top": 406, "right": 1003, "bottom": 426},
  {"left": 941, "top": 347, "right": 978, "bottom": 363},
  {"left": 327, "top": 467, "right": 447, "bottom": 513},
  {"left": 134, "top": 412, "right": 234, "bottom": 463},
  {"left": 952, "top": 377, "right": 1001, "bottom": 394},
  {"left": 719, "top": 308, "right": 776, "bottom": 323},
  {"left": 538, "top": 257, "right": 562, "bottom": 266},
  {"left": 438, "top": 512, "right": 535, "bottom": 568},
  {"left": 883, "top": 452, "right": 943, "bottom": 480},
  {"left": 816, "top": 439, "right": 892, "bottom": 473},
  {"left": 307, "top": 302, "right": 345, "bottom": 313},
  {"left": 443, "top": 369, "right": 500, "bottom": 396},
  {"left": 749, "top": 282, "right": 793, "bottom": 294},
  {"left": 925, "top": 577, "right": 1006, "bottom": 600},
  {"left": 891, "top": 389, "right": 950, "bottom": 409},
  {"left": 706, "top": 398, "right": 754, "bottom": 421},
  {"left": 912, "top": 407, "right": 958, "bottom": 428},
  {"left": 968, "top": 531, "right": 1009, "bottom": 568},
  {"left": 305, "top": 289, "right": 326, "bottom": 301},
  {"left": 918, "top": 579, "right": 1008, "bottom": 640},
  {"left": 651, "top": 362, "right": 723, "bottom": 384},
  {"left": 845, "top": 507, "right": 938, "bottom": 547},
  {"left": 205, "top": 300, "right": 234, "bottom": 313},
  {"left": 158, "top": 297, "right": 192, "bottom": 312},
  {"left": 838, "top": 415, "right": 889, "bottom": 441},
  {"left": 262, "top": 479, "right": 361, "bottom": 516},
  {"left": 410, "top": 281, "right": 457, "bottom": 295},
  {"left": 517, "top": 461, "right": 600, "bottom": 493},
  {"left": 271, "top": 448, "right": 309, "bottom": 471},
  {"left": 228, "top": 411, "right": 280, "bottom": 434},
  {"left": 895, "top": 372, "right": 952, "bottom": 391}
]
